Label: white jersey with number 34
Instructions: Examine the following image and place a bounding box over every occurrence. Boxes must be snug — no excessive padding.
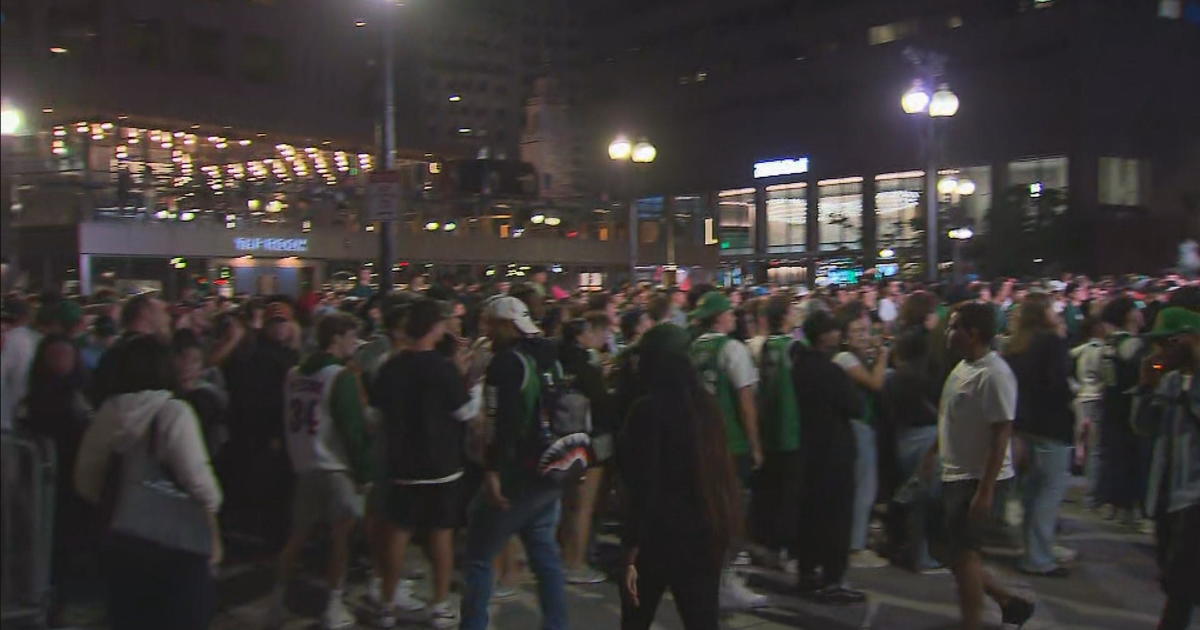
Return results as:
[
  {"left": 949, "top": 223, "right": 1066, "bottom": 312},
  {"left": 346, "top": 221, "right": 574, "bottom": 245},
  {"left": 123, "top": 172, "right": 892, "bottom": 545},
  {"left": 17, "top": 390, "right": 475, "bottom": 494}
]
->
[{"left": 283, "top": 364, "right": 351, "bottom": 474}]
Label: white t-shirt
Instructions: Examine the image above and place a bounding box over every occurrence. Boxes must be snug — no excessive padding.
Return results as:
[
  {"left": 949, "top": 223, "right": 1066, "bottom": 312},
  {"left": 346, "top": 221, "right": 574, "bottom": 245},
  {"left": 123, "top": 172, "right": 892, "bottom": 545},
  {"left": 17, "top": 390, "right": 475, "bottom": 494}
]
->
[
  {"left": 747, "top": 335, "right": 768, "bottom": 364},
  {"left": 938, "top": 351, "right": 1017, "bottom": 483},
  {"left": 695, "top": 332, "right": 759, "bottom": 390},
  {"left": 832, "top": 351, "right": 863, "bottom": 372},
  {"left": 1, "top": 326, "right": 42, "bottom": 430},
  {"left": 878, "top": 298, "right": 899, "bottom": 324}
]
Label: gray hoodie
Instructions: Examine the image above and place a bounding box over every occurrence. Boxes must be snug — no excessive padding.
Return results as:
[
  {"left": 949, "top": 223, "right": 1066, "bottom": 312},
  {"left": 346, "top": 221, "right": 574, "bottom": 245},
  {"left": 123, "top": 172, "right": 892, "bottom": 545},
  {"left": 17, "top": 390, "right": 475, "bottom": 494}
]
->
[{"left": 75, "top": 390, "right": 222, "bottom": 513}]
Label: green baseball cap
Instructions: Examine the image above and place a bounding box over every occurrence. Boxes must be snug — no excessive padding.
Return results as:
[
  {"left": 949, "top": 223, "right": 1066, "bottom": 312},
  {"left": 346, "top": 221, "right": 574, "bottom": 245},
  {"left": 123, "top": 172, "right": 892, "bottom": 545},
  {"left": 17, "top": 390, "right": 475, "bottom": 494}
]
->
[
  {"left": 689, "top": 291, "right": 732, "bottom": 322},
  {"left": 1146, "top": 306, "right": 1200, "bottom": 339}
]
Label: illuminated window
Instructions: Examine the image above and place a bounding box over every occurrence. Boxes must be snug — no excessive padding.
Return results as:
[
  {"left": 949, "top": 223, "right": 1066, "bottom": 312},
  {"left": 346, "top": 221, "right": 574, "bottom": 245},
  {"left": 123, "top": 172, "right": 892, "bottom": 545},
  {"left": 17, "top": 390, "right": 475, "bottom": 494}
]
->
[
  {"left": 717, "top": 188, "right": 755, "bottom": 254},
  {"left": 868, "top": 20, "right": 919, "bottom": 45},
  {"left": 1008, "top": 156, "right": 1068, "bottom": 192},
  {"left": 817, "top": 178, "right": 863, "bottom": 252},
  {"left": 874, "top": 173, "right": 923, "bottom": 248},
  {"left": 766, "top": 183, "right": 807, "bottom": 253},
  {"left": 1099, "top": 157, "right": 1147, "bottom": 206},
  {"left": 1158, "top": 0, "right": 1182, "bottom": 18},
  {"left": 672, "top": 195, "right": 703, "bottom": 245}
]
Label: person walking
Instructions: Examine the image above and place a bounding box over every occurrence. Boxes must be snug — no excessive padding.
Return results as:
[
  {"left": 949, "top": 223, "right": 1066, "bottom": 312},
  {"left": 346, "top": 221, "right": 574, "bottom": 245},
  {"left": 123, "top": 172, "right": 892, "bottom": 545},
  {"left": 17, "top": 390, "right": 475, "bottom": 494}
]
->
[
  {"left": 619, "top": 336, "right": 742, "bottom": 630},
  {"left": 792, "top": 310, "right": 866, "bottom": 604},
  {"left": 74, "top": 335, "right": 223, "bottom": 630},
  {"left": 267, "top": 312, "right": 374, "bottom": 630},
  {"left": 1099, "top": 297, "right": 1150, "bottom": 525},
  {"left": 689, "top": 291, "right": 768, "bottom": 610},
  {"left": 929, "top": 303, "right": 1035, "bottom": 630},
  {"left": 1004, "top": 293, "right": 1076, "bottom": 577},
  {"left": 1131, "top": 307, "right": 1200, "bottom": 630},
  {"left": 1070, "top": 317, "right": 1107, "bottom": 507},
  {"left": 460, "top": 296, "right": 568, "bottom": 630}
]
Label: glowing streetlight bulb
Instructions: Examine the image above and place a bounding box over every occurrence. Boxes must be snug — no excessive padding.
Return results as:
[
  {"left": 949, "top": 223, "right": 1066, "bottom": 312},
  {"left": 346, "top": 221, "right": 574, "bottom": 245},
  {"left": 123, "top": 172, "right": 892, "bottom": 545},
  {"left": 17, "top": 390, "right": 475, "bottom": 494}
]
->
[
  {"left": 956, "top": 179, "right": 976, "bottom": 196},
  {"left": 938, "top": 177, "right": 959, "bottom": 196},
  {"left": 0, "top": 106, "right": 23, "bottom": 135},
  {"left": 544, "top": 216, "right": 562, "bottom": 226},
  {"left": 608, "top": 136, "right": 632, "bottom": 161},
  {"left": 929, "top": 84, "right": 959, "bottom": 117},
  {"left": 901, "top": 82, "right": 930, "bottom": 114},
  {"left": 631, "top": 139, "right": 657, "bottom": 163},
  {"left": 424, "top": 221, "right": 440, "bottom": 231},
  {"left": 878, "top": 248, "right": 896, "bottom": 259},
  {"left": 530, "top": 213, "right": 546, "bottom": 224}
]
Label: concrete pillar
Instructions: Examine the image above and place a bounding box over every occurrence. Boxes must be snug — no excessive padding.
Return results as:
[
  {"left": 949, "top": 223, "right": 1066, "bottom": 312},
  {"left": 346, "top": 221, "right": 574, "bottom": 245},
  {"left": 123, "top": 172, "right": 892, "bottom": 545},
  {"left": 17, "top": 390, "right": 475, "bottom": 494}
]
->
[
  {"left": 79, "top": 253, "right": 93, "bottom": 296},
  {"left": 805, "top": 179, "right": 821, "bottom": 286}
]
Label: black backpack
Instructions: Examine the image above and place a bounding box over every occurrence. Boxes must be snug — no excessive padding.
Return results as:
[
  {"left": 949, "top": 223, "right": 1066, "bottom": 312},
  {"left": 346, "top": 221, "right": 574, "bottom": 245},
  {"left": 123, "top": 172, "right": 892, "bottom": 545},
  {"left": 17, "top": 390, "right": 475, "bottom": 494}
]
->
[{"left": 516, "top": 351, "right": 592, "bottom": 483}]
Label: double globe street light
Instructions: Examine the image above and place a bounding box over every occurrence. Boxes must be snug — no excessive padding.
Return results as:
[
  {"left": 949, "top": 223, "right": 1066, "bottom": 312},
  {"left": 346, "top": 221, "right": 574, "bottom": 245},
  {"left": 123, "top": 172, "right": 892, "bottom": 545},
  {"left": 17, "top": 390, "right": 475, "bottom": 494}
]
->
[{"left": 609, "top": 135, "right": 656, "bottom": 283}]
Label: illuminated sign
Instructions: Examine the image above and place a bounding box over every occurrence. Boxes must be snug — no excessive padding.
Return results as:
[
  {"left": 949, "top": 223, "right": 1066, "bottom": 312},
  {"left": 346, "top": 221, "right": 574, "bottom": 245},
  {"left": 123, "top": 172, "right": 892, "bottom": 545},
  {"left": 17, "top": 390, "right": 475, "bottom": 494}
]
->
[
  {"left": 233, "top": 237, "right": 309, "bottom": 253},
  {"left": 753, "top": 157, "right": 809, "bottom": 179}
]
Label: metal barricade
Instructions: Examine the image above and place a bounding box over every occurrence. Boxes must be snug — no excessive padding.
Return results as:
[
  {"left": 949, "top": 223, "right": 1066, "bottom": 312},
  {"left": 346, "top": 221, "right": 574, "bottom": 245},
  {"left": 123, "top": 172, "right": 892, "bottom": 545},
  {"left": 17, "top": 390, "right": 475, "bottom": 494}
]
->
[{"left": 1, "top": 430, "right": 56, "bottom": 628}]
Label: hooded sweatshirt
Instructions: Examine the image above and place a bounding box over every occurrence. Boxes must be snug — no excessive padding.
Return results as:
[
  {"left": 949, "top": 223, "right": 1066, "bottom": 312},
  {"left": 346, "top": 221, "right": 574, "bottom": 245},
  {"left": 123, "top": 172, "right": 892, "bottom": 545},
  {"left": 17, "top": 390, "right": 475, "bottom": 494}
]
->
[{"left": 75, "top": 390, "right": 222, "bottom": 513}]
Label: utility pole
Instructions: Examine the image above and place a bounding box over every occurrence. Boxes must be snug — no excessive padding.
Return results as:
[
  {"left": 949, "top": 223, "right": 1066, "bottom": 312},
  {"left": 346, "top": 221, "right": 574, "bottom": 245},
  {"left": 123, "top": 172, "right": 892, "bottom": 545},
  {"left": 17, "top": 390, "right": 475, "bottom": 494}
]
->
[{"left": 378, "top": 3, "right": 398, "bottom": 295}]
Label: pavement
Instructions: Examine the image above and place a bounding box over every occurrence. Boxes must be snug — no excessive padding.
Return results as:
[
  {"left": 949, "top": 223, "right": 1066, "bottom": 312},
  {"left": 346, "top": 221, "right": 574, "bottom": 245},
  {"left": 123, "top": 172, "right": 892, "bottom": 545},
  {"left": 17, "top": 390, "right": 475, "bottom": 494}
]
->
[{"left": 207, "top": 481, "right": 1176, "bottom": 630}]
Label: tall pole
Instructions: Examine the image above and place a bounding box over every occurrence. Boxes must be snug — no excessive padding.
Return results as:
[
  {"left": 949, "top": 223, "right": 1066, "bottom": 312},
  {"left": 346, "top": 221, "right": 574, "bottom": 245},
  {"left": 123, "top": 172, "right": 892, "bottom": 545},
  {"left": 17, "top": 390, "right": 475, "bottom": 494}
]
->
[
  {"left": 625, "top": 164, "right": 637, "bottom": 285},
  {"left": 378, "top": 3, "right": 398, "bottom": 295},
  {"left": 925, "top": 116, "right": 938, "bottom": 283}
]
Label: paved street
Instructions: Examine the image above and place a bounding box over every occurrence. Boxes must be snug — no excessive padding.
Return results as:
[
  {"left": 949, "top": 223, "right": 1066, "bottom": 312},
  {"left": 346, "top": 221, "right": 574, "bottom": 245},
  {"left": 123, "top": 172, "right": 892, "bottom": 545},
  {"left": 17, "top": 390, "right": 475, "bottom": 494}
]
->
[{"left": 210, "top": 482, "right": 1174, "bottom": 630}]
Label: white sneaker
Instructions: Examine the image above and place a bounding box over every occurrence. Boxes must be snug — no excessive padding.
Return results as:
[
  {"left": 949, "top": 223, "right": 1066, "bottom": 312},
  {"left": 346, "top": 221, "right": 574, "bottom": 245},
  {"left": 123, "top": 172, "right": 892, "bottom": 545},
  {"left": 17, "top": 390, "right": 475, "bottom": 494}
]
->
[
  {"left": 395, "top": 579, "right": 427, "bottom": 613},
  {"left": 321, "top": 596, "right": 356, "bottom": 630},
  {"left": 849, "top": 549, "right": 889, "bottom": 569},
  {"left": 719, "top": 572, "right": 769, "bottom": 610},
  {"left": 732, "top": 551, "right": 753, "bottom": 567},
  {"left": 566, "top": 567, "right": 607, "bottom": 585},
  {"left": 428, "top": 600, "right": 459, "bottom": 629},
  {"left": 492, "top": 585, "right": 519, "bottom": 601},
  {"left": 1052, "top": 545, "right": 1079, "bottom": 564}
]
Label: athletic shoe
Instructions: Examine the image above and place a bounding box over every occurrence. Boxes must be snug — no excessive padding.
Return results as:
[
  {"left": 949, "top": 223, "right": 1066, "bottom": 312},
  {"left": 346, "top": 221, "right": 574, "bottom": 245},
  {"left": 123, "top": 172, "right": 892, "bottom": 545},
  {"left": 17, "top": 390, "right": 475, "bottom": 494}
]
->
[
  {"left": 1052, "top": 545, "right": 1079, "bottom": 564},
  {"left": 566, "top": 567, "right": 607, "bottom": 585},
  {"left": 732, "top": 550, "right": 753, "bottom": 567},
  {"left": 321, "top": 596, "right": 356, "bottom": 630},
  {"left": 848, "top": 549, "right": 889, "bottom": 569},
  {"left": 492, "top": 585, "right": 519, "bottom": 601},
  {"left": 394, "top": 580, "right": 427, "bottom": 613},
  {"left": 428, "top": 600, "right": 459, "bottom": 629},
  {"left": 917, "top": 565, "right": 951, "bottom": 576},
  {"left": 813, "top": 585, "right": 866, "bottom": 605},
  {"left": 1018, "top": 565, "right": 1070, "bottom": 578},
  {"left": 1001, "top": 596, "right": 1036, "bottom": 628},
  {"left": 719, "top": 572, "right": 769, "bottom": 610}
]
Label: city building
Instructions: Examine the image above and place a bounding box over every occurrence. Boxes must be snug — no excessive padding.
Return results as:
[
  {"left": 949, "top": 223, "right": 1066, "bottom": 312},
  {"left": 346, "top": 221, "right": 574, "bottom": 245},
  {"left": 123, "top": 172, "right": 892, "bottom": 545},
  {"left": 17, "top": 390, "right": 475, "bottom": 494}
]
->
[{"left": 575, "top": 0, "right": 1200, "bottom": 282}]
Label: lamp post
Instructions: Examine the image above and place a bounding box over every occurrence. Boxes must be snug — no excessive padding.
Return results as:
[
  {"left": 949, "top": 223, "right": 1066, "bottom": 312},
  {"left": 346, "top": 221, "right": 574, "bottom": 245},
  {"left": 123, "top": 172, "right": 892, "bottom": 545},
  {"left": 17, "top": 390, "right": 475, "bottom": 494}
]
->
[
  {"left": 375, "top": 3, "right": 399, "bottom": 295},
  {"left": 608, "top": 135, "right": 656, "bottom": 284},
  {"left": 948, "top": 227, "right": 974, "bottom": 283},
  {"left": 901, "top": 47, "right": 958, "bottom": 283}
]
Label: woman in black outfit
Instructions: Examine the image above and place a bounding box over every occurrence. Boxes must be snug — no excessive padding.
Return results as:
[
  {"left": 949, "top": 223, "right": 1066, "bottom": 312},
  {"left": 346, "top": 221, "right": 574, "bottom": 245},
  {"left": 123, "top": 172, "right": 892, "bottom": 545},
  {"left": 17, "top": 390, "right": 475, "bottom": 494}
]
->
[{"left": 619, "top": 344, "right": 741, "bottom": 630}]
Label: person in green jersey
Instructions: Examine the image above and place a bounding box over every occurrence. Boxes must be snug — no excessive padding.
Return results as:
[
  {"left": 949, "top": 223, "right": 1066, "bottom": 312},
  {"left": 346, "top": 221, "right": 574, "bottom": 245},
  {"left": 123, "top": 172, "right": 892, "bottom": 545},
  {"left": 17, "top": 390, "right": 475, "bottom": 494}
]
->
[
  {"left": 689, "top": 291, "right": 768, "bottom": 610},
  {"left": 750, "top": 296, "right": 803, "bottom": 572}
]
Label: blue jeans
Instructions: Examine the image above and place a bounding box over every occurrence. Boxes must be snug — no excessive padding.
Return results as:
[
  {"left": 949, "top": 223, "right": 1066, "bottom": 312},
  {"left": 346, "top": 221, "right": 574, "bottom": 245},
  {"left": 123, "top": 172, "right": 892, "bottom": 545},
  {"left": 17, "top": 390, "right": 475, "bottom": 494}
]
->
[
  {"left": 1019, "top": 435, "right": 1072, "bottom": 572},
  {"left": 895, "top": 425, "right": 940, "bottom": 569},
  {"left": 850, "top": 420, "right": 878, "bottom": 551},
  {"left": 460, "top": 482, "right": 567, "bottom": 630}
]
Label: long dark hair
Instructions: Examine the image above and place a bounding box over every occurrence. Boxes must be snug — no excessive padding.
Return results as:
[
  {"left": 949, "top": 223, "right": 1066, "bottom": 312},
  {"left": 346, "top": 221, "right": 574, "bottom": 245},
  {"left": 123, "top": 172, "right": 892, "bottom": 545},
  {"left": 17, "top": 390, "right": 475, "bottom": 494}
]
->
[
  {"left": 25, "top": 334, "right": 87, "bottom": 421},
  {"left": 641, "top": 351, "right": 743, "bottom": 552}
]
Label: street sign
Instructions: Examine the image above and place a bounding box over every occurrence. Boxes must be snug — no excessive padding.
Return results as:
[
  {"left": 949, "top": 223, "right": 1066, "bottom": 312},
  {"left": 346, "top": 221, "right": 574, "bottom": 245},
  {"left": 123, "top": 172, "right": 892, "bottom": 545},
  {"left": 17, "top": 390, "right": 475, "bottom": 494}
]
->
[{"left": 367, "top": 170, "right": 403, "bottom": 221}]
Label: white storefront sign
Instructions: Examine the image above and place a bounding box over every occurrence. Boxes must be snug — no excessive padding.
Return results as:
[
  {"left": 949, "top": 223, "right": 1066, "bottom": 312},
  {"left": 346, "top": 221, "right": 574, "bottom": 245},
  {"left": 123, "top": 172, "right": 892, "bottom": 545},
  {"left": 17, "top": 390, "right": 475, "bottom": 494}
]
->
[
  {"left": 233, "top": 237, "right": 309, "bottom": 253},
  {"left": 753, "top": 157, "right": 810, "bottom": 179}
]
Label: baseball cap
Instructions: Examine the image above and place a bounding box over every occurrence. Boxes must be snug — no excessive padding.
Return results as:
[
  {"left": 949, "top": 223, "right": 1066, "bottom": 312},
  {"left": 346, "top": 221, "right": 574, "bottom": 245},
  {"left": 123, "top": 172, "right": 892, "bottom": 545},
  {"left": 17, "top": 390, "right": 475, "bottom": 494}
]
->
[
  {"left": 1146, "top": 306, "right": 1200, "bottom": 339},
  {"left": 484, "top": 295, "right": 541, "bottom": 335},
  {"left": 689, "top": 291, "right": 732, "bottom": 322}
]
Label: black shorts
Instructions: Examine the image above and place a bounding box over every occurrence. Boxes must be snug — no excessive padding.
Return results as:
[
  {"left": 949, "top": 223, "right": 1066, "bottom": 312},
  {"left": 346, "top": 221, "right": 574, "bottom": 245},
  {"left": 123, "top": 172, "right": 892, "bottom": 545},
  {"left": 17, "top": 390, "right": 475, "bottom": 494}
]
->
[
  {"left": 936, "top": 478, "right": 1009, "bottom": 561},
  {"left": 384, "top": 478, "right": 464, "bottom": 530}
]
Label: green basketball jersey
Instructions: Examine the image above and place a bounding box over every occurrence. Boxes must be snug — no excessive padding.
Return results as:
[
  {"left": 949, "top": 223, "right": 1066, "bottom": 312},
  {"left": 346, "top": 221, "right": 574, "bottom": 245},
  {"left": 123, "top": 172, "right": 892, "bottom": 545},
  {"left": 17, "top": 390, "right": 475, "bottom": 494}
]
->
[{"left": 691, "top": 333, "right": 748, "bottom": 455}]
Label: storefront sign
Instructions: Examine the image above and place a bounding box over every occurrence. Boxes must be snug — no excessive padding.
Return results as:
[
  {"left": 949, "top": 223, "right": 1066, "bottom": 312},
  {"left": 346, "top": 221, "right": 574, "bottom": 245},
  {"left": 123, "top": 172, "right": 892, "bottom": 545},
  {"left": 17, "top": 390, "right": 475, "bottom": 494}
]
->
[
  {"left": 753, "top": 157, "right": 809, "bottom": 179},
  {"left": 233, "top": 237, "right": 309, "bottom": 253}
]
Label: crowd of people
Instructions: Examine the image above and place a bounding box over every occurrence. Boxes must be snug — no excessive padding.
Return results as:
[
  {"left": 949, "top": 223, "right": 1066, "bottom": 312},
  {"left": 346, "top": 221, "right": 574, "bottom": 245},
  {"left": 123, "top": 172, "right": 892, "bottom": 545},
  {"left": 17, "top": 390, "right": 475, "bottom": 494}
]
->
[{"left": 1, "top": 269, "right": 1198, "bottom": 630}]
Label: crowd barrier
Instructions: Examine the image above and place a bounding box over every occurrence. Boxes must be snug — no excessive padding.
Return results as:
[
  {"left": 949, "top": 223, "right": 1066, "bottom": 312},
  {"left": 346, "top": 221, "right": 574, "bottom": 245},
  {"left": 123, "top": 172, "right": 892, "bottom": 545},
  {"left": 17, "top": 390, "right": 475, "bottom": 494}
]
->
[{"left": 1, "top": 430, "right": 56, "bottom": 628}]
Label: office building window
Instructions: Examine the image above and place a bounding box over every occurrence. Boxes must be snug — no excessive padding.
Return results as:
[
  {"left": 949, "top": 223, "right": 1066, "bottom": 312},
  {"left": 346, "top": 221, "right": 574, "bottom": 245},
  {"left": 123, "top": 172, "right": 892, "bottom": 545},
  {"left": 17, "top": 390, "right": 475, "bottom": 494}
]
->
[
  {"left": 868, "top": 19, "right": 919, "bottom": 45},
  {"left": 817, "top": 178, "right": 863, "bottom": 252},
  {"left": 874, "top": 172, "right": 922, "bottom": 248},
  {"left": 1008, "top": 156, "right": 1068, "bottom": 193},
  {"left": 956, "top": 165, "right": 993, "bottom": 233},
  {"left": 672, "top": 195, "right": 703, "bottom": 245},
  {"left": 241, "top": 35, "right": 284, "bottom": 83},
  {"left": 637, "top": 196, "right": 664, "bottom": 244},
  {"left": 1099, "top": 157, "right": 1148, "bottom": 206},
  {"left": 127, "top": 19, "right": 166, "bottom": 69},
  {"left": 766, "top": 182, "right": 807, "bottom": 253},
  {"left": 187, "top": 26, "right": 226, "bottom": 76},
  {"left": 717, "top": 188, "right": 755, "bottom": 254}
]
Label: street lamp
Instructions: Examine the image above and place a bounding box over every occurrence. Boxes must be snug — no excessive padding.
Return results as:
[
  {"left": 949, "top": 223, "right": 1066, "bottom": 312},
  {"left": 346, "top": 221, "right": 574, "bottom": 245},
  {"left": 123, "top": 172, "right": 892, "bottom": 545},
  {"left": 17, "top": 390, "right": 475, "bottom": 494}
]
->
[
  {"left": 609, "top": 134, "right": 655, "bottom": 283},
  {"left": 1, "top": 105, "right": 23, "bottom": 136},
  {"left": 901, "top": 47, "right": 957, "bottom": 282},
  {"left": 948, "top": 226, "right": 974, "bottom": 283}
]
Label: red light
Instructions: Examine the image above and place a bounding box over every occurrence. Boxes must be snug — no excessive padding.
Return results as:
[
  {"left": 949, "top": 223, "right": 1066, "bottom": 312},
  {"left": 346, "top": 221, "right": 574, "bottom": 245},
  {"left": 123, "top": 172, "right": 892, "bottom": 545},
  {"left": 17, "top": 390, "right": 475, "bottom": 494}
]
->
[
  {"left": 214, "top": 278, "right": 229, "bottom": 285},
  {"left": 566, "top": 231, "right": 579, "bottom": 238}
]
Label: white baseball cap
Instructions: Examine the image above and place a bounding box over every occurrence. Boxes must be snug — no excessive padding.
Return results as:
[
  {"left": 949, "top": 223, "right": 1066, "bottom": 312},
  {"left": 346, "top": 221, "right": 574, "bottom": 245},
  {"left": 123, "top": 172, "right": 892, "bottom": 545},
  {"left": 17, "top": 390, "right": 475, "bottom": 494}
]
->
[{"left": 484, "top": 295, "right": 541, "bottom": 335}]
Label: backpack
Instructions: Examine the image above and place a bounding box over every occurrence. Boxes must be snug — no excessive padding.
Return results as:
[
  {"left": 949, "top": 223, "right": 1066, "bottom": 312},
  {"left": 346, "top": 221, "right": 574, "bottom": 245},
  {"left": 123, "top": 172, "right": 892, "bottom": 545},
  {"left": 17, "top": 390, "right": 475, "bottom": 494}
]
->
[{"left": 517, "top": 351, "right": 592, "bottom": 483}]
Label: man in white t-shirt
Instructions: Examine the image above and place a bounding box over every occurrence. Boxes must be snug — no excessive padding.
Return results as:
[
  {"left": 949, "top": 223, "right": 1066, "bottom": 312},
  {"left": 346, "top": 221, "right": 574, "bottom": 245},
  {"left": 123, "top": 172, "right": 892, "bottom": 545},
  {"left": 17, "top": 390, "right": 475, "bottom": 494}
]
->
[{"left": 927, "top": 303, "right": 1035, "bottom": 630}]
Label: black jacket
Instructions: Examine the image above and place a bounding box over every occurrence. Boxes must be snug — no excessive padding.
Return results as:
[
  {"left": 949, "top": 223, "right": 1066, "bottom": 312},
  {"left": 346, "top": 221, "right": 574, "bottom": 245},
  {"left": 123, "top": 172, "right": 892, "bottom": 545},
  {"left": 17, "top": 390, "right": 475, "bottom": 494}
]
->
[{"left": 1005, "top": 332, "right": 1074, "bottom": 444}]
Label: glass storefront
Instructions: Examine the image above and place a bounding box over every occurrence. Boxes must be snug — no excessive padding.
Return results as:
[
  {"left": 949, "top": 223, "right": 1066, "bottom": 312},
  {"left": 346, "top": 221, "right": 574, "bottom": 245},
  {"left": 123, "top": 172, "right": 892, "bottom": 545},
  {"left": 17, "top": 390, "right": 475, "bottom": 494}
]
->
[
  {"left": 956, "top": 165, "right": 992, "bottom": 233},
  {"left": 817, "top": 177, "right": 863, "bottom": 252},
  {"left": 766, "top": 182, "right": 807, "bottom": 253},
  {"left": 717, "top": 188, "right": 755, "bottom": 254},
  {"left": 636, "top": 196, "right": 664, "bottom": 244},
  {"left": 1008, "top": 156, "right": 1068, "bottom": 191},
  {"left": 672, "top": 194, "right": 704, "bottom": 245},
  {"left": 874, "top": 172, "right": 922, "bottom": 249}
]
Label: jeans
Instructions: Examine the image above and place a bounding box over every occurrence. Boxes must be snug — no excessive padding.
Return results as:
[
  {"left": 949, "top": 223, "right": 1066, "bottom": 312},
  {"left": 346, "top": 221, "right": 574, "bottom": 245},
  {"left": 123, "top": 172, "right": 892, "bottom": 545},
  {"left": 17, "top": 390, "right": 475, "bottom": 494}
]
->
[
  {"left": 850, "top": 420, "right": 878, "bottom": 551},
  {"left": 1019, "top": 435, "right": 1072, "bottom": 572},
  {"left": 461, "top": 483, "right": 567, "bottom": 630},
  {"left": 1076, "top": 399, "right": 1103, "bottom": 507},
  {"left": 895, "top": 425, "right": 940, "bottom": 568}
]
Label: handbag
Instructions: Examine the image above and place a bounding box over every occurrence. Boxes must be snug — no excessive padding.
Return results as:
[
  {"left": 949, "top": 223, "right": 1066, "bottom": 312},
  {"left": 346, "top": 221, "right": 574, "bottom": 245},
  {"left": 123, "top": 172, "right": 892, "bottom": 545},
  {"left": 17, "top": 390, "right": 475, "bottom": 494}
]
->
[{"left": 109, "top": 410, "right": 213, "bottom": 556}]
